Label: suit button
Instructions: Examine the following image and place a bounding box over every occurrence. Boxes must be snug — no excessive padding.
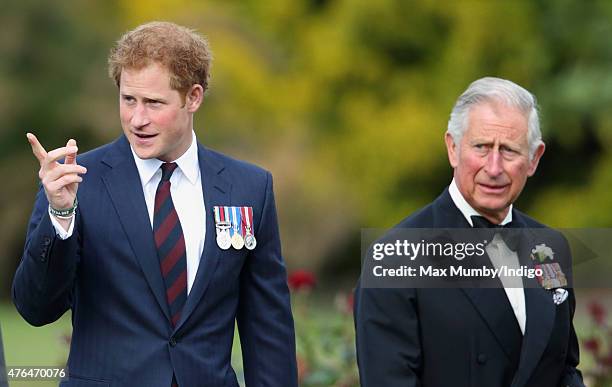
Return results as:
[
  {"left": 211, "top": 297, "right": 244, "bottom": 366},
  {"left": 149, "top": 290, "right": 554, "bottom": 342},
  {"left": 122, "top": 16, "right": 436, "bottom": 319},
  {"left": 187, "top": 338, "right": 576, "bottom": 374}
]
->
[
  {"left": 169, "top": 337, "right": 177, "bottom": 347},
  {"left": 477, "top": 353, "right": 488, "bottom": 364},
  {"left": 43, "top": 237, "right": 51, "bottom": 246}
]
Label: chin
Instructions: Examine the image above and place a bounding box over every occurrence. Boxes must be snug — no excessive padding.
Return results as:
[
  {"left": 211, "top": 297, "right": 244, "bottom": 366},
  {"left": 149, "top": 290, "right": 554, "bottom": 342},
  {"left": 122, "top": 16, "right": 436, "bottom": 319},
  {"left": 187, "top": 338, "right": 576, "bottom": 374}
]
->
[
  {"left": 475, "top": 196, "right": 511, "bottom": 213},
  {"left": 133, "top": 147, "right": 158, "bottom": 160}
]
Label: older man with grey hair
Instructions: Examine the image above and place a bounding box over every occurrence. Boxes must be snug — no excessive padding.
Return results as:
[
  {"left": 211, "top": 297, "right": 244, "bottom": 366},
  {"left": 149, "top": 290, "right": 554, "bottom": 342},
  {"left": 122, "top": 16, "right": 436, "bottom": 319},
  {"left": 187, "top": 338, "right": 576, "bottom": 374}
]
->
[{"left": 355, "top": 77, "right": 584, "bottom": 386}]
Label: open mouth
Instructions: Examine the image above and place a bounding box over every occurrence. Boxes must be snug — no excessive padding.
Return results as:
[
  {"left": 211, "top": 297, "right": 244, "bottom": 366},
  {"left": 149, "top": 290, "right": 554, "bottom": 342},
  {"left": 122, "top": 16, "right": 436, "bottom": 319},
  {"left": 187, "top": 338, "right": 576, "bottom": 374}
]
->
[{"left": 134, "top": 132, "right": 158, "bottom": 139}]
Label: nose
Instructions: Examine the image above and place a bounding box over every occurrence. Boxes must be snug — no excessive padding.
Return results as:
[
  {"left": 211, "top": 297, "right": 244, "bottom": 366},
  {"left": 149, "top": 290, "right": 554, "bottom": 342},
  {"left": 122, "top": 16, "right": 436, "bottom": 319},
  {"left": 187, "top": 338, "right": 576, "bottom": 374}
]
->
[
  {"left": 130, "top": 103, "right": 150, "bottom": 129},
  {"left": 484, "top": 148, "right": 503, "bottom": 177}
]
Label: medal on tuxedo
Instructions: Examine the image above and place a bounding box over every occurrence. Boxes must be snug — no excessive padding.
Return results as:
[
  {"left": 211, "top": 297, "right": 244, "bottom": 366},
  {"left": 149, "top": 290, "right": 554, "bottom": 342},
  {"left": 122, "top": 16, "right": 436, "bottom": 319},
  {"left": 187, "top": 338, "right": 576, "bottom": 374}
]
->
[{"left": 531, "top": 243, "right": 567, "bottom": 289}]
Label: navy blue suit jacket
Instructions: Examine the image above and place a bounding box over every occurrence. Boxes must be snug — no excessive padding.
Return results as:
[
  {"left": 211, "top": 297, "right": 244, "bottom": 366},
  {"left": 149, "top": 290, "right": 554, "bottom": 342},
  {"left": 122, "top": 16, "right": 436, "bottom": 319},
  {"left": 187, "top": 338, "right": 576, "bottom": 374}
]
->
[
  {"left": 355, "top": 188, "right": 584, "bottom": 387},
  {"left": 13, "top": 135, "right": 298, "bottom": 387}
]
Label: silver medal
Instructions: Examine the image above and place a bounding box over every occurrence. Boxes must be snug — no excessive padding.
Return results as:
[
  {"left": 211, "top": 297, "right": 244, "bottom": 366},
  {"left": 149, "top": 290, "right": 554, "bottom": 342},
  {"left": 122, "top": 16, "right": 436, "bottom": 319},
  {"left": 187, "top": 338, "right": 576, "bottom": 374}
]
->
[
  {"left": 244, "top": 231, "right": 257, "bottom": 250},
  {"left": 216, "top": 221, "right": 232, "bottom": 250},
  {"left": 217, "top": 229, "right": 231, "bottom": 250}
]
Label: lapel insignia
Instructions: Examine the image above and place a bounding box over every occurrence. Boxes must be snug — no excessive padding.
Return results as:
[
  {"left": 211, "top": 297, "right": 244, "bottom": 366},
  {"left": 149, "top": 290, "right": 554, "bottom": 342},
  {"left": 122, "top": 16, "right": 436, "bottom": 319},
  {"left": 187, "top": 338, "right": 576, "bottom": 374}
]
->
[
  {"left": 213, "top": 206, "right": 256, "bottom": 251},
  {"left": 530, "top": 243, "right": 554, "bottom": 263}
]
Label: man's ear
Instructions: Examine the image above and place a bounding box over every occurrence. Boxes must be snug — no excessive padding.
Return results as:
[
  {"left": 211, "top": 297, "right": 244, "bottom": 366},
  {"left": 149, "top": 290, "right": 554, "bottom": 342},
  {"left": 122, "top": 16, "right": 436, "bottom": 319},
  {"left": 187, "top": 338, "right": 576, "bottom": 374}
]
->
[
  {"left": 527, "top": 142, "right": 545, "bottom": 177},
  {"left": 185, "top": 84, "right": 204, "bottom": 113},
  {"left": 445, "top": 132, "right": 459, "bottom": 168}
]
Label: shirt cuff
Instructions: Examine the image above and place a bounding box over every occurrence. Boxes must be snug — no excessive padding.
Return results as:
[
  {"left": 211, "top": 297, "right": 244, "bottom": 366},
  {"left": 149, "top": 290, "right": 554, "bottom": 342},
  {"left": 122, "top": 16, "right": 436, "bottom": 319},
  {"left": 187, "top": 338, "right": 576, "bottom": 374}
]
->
[{"left": 48, "top": 207, "right": 75, "bottom": 240}]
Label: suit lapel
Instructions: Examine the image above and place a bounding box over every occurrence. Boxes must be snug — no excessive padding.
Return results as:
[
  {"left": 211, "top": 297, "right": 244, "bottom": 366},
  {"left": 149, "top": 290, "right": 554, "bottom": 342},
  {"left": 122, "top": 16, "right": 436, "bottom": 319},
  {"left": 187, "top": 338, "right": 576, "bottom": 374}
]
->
[
  {"left": 461, "top": 287, "right": 523, "bottom": 364},
  {"left": 174, "top": 145, "right": 231, "bottom": 332},
  {"left": 438, "top": 190, "right": 557, "bottom": 385},
  {"left": 510, "top": 286, "right": 555, "bottom": 387},
  {"left": 100, "top": 136, "right": 171, "bottom": 323},
  {"left": 435, "top": 191, "right": 523, "bottom": 365},
  {"left": 511, "top": 215, "right": 556, "bottom": 387}
]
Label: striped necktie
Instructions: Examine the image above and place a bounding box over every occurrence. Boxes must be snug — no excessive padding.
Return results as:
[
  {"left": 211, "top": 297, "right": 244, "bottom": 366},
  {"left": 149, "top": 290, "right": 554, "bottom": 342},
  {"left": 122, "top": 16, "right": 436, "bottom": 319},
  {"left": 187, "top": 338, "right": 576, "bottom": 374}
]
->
[{"left": 153, "top": 162, "right": 188, "bottom": 327}]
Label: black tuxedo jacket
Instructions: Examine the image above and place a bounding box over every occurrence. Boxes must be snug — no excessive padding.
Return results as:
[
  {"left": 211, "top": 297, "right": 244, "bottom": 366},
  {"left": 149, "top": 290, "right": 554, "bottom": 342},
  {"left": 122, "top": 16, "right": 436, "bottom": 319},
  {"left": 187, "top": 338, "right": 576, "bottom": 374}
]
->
[{"left": 354, "top": 188, "right": 584, "bottom": 387}]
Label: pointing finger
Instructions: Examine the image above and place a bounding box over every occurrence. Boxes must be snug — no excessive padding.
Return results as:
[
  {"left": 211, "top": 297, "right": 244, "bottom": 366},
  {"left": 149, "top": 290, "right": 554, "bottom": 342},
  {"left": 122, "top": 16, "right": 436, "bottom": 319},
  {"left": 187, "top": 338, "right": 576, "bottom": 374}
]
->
[{"left": 26, "top": 133, "right": 48, "bottom": 164}]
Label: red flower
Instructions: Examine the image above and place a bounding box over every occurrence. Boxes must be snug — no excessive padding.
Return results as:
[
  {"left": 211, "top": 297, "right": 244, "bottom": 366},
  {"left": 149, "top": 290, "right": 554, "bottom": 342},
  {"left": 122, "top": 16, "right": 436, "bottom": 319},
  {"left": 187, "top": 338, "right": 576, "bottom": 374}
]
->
[
  {"left": 601, "top": 352, "right": 612, "bottom": 367},
  {"left": 288, "top": 270, "right": 316, "bottom": 292},
  {"left": 588, "top": 302, "right": 606, "bottom": 326},
  {"left": 583, "top": 338, "right": 600, "bottom": 355}
]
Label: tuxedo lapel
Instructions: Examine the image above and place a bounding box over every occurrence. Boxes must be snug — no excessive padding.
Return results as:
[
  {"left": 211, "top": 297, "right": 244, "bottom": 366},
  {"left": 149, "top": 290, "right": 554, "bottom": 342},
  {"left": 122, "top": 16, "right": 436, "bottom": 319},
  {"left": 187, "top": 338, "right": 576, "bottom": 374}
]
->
[
  {"left": 434, "top": 191, "right": 523, "bottom": 366},
  {"left": 461, "top": 287, "right": 523, "bottom": 365},
  {"left": 459, "top": 233, "right": 523, "bottom": 366},
  {"left": 510, "top": 214, "right": 556, "bottom": 387},
  {"left": 174, "top": 144, "right": 231, "bottom": 332},
  {"left": 432, "top": 188, "right": 472, "bottom": 229},
  {"left": 435, "top": 191, "right": 558, "bottom": 386},
  {"left": 510, "top": 286, "right": 555, "bottom": 387},
  {"left": 100, "top": 136, "right": 171, "bottom": 323}
]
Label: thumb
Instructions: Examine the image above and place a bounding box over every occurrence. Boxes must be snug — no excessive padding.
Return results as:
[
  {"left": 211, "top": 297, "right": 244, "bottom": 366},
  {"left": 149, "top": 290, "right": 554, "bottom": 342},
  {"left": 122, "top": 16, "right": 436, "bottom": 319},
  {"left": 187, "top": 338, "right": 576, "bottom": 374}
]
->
[{"left": 65, "top": 138, "right": 77, "bottom": 165}]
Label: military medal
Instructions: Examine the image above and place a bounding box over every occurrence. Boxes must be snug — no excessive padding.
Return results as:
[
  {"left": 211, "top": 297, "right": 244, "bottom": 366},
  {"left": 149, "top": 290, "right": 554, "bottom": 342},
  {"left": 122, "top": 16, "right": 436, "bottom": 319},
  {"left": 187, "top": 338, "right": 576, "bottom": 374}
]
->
[
  {"left": 242, "top": 206, "right": 257, "bottom": 250},
  {"left": 536, "top": 262, "right": 568, "bottom": 289},
  {"left": 230, "top": 206, "right": 245, "bottom": 250},
  {"left": 244, "top": 233, "right": 256, "bottom": 250},
  {"left": 217, "top": 230, "right": 231, "bottom": 250},
  {"left": 531, "top": 243, "right": 567, "bottom": 289},
  {"left": 214, "top": 206, "right": 232, "bottom": 250}
]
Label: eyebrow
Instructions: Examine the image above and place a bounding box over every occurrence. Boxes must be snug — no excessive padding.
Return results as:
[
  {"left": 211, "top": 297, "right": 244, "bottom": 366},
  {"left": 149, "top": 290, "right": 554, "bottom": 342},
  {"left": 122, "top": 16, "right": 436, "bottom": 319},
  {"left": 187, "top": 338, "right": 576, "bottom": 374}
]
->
[
  {"left": 120, "top": 94, "right": 167, "bottom": 103},
  {"left": 470, "top": 137, "right": 521, "bottom": 145},
  {"left": 143, "top": 97, "right": 166, "bottom": 103}
]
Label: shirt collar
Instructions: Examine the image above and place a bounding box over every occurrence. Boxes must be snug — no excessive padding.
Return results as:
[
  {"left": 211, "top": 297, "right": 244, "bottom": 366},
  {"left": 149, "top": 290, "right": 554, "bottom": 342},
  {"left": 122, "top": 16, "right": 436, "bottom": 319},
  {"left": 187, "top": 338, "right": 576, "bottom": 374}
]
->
[
  {"left": 448, "top": 178, "right": 512, "bottom": 227},
  {"left": 171, "top": 132, "right": 199, "bottom": 185},
  {"left": 130, "top": 131, "right": 199, "bottom": 186}
]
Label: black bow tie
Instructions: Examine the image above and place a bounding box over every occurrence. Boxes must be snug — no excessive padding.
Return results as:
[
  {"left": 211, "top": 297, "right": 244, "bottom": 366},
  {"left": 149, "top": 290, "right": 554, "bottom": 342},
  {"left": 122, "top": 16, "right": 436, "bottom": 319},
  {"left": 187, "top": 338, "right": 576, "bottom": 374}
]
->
[
  {"left": 470, "top": 215, "right": 521, "bottom": 251},
  {"left": 470, "top": 215, "right": 513, "bottom": 229}
]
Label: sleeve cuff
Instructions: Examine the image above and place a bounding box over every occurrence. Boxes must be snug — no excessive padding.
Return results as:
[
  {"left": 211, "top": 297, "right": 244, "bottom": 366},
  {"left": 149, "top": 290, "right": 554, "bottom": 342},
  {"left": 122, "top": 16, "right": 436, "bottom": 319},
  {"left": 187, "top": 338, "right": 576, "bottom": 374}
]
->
[{"left": 48, "top": 207, "right": 75, "bottom": 240}]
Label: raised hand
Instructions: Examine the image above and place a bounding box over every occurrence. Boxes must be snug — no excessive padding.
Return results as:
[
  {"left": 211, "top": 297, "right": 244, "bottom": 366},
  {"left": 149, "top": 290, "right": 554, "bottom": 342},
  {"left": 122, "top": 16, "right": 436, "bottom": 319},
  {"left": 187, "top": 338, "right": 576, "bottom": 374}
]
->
[{"left": 27, "top": 133, "right": 87, "bottom": 212}]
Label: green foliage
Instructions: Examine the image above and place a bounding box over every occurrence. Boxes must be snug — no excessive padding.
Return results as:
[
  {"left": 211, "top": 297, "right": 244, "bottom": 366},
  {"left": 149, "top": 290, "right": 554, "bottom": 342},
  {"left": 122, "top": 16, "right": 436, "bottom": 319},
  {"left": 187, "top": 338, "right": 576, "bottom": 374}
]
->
[
  {"left": 1, "top": 0, "right": 611, "bottom": 293},
  {"left": 292, "top": 292, "right": 358, "bottom": 386},
  {"left": 0, "top": 303, "right": 70, "bottom": 386}
]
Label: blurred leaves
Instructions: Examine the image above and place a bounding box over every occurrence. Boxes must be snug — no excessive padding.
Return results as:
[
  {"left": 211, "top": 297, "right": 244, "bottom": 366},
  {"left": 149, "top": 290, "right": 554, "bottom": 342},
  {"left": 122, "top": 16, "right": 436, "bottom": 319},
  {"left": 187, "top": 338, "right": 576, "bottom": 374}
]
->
[{"left": 2, "top": 0, "right": 612, "bottom": 295}]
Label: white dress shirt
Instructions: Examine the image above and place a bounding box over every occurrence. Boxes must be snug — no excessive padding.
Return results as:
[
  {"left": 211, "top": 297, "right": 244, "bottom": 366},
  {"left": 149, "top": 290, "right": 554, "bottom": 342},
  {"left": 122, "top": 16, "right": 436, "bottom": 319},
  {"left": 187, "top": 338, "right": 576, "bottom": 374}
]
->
[
  {"left": 50, "top": 131, "right": 206, "bottom": 295},
  {"left": 448, "top": 179, "right": 526, "bottom": 334}
]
